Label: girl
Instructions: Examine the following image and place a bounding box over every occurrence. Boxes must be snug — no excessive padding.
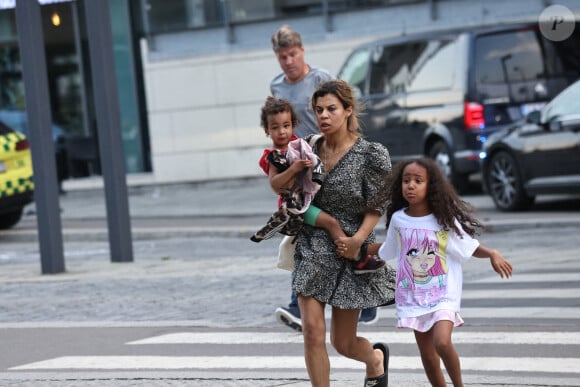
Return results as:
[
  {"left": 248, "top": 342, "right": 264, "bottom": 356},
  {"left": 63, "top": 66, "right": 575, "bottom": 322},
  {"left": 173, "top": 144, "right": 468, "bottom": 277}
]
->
[{"left": 376, "top": 157, "right": 512, "bottom": 386}]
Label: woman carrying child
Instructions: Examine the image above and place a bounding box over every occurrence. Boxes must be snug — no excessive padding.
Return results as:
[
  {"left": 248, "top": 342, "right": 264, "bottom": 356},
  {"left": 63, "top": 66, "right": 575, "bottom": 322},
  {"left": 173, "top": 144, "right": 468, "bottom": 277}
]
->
[{"left": 293, "top": 80, "right": 395, "bottom": 387}]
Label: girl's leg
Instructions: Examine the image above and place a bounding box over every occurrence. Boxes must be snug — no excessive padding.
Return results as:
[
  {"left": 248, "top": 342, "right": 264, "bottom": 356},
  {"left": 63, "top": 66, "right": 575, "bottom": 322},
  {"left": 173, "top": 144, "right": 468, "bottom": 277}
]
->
[
  {"left": 298, "top": 294, "right": 330, "bottom": 387},
  {"left": 414, "top": 329, "right": 447, "bottom": 387},
  {"left": 432, "top": 321, "right": 464, "bottom": 387},
  {"left": 330, "top": 308, "right": 384, "bottom": 379}
]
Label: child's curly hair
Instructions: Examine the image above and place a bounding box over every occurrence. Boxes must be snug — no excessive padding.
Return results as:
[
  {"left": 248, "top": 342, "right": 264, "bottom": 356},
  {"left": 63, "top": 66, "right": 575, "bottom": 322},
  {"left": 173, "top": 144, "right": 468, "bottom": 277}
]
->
[
  {"left": 386, "top": 157, "right": 483, "bottom": 238},
  {"left": 259, "top": 96, "right": 299, "bottom": 135}
]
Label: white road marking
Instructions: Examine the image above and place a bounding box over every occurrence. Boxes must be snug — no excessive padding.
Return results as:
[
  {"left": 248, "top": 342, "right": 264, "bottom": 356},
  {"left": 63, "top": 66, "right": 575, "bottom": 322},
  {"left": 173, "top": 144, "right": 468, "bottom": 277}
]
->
[
  {"left": 378, "top": 307, "right": 580, "bottom": 319},
  {"left": 10, "top": 356, "right": 580, "bottom": 374},
  {"left": 127, "top": 331, "right": 580, "bottom": 345},
  {"left": 462, "top": 288, "right": 578, "bottom": 299},
  {"left": 470, "top": 273, "right": 580, "bottom": 283}
]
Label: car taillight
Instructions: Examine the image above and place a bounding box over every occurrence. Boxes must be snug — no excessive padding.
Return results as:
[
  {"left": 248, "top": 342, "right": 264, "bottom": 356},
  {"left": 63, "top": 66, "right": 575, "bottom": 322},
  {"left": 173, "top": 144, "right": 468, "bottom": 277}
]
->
[
  {"left": 464, "top": 101, "right": 485, "bottom": 131},
  {"left": 15, "top": 138, "right": 30, "bottom": 151}
]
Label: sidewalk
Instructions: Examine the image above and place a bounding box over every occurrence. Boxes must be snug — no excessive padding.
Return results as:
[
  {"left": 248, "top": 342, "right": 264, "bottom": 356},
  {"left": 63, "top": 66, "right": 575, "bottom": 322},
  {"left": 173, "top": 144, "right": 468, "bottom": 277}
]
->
[
  {"left": 57, "top": 177, "right": 277, "bottom": 219},
  {"left": 29, "top": 176, "right": 580, "bottom": 226}
]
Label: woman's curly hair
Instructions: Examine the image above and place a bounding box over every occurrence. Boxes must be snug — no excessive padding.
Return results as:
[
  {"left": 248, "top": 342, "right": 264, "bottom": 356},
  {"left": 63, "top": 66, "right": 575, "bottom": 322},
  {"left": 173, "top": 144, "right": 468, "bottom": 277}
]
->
[{"left": 385, "top": 157, "right": 483, "bottom": 238}]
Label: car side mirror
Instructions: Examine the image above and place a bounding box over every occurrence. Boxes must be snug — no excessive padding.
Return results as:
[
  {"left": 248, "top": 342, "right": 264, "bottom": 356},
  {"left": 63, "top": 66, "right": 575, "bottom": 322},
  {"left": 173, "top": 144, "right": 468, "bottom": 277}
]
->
[
  {"left": 525, "top": 110, "right": 541, "bottom": 125},
  {"left": 558, "top": 116, "right": 580, "bottom": 132},
  {"left": 549, "top": 120, "right": 562, "bottom": 132}
]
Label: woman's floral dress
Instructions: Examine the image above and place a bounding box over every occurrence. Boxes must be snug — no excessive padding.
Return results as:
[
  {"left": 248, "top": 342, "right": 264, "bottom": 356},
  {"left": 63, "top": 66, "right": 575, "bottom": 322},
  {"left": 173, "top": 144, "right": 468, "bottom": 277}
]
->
[{"left": 293, "top": 135, "right": 396, "bottom": 309}]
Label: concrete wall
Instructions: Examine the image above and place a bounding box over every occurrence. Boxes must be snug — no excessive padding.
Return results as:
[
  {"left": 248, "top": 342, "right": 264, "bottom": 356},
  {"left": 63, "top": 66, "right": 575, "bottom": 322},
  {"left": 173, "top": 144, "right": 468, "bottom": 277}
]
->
[
  {"left": 142, "top": 39, "right": 355, "bottom": 184},
  {"left": 135, "top": 0, "right": 579, "bottom": 185}
]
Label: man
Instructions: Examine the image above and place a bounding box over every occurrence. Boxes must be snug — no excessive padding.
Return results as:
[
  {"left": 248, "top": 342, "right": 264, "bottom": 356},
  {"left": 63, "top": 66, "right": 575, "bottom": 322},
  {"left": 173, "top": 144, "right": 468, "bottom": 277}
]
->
[{"left": 269, "top": 25, "right": 378, "bottom": 331}]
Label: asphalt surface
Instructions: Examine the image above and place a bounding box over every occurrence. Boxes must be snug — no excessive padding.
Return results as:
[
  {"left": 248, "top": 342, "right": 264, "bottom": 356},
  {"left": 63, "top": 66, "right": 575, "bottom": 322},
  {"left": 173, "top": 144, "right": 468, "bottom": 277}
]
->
[{"left": 1, "top": 176, "right": 579, "bottom": 387}]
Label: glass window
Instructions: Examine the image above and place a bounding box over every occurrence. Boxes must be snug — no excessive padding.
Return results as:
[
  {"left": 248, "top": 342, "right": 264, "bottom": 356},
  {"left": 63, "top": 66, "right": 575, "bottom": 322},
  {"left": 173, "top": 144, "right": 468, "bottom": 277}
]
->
[
  {"left": 144, "top": 0, "right": 428, "bottom": 34},
  {"left": 475, "top": 30, "right": 543, "bottom": 85},
  {"left": 230, "top": 0, "right": 274, "bottom": 22},
  {"left": 369, "top": 43, "right": 411, "bottom": 95},
  {"left": 111, "top": 0, "right": 146, "bottom": 173},
  {"left": 147, "top": 0, "right": 224, "bottom": 33},
  {"left": 542, "top": 24, "right": 580, "bottom": 78},
  {"left": 338, "top": 48, "right": 370, "bottom": 96},
  {"left": 542, "top": 81, "right": 580, "bottom": 122},
  {"left": 407, "top": 39, "right": 455, "bottom": 92}
]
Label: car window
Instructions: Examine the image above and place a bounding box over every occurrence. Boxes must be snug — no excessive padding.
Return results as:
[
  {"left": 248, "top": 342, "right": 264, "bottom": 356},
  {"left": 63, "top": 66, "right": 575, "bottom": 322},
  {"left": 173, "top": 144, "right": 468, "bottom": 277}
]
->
[
  {"left": 542, "top": 24, "right": 580, "bottom": 79},
  {"left": 475, "top": 29, "right": 543, "bottom": 87},
  {"left": 0, "top": 121, "right": 12, "bottom": 135},
  {"left": 338, "top": 48, "right": 371, "bottom": 96},
  {"left": 369, "top": 42, "right": 411, "bottom": 95},
  {"left": 542, "top": 81, "right": 580, "bottom": 122},
  {"left": 407, "top": 39, "right": 456, "bottom": 92}
]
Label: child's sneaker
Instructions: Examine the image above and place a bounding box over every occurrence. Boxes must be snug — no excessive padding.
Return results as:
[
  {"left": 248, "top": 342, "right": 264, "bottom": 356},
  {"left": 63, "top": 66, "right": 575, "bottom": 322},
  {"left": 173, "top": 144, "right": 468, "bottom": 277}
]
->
[
  {"left": 353, "top": 255, "right": 385, "bottom": 274},
  {"left": 353, "top": 244, "right": 386, "bottom": 274}
]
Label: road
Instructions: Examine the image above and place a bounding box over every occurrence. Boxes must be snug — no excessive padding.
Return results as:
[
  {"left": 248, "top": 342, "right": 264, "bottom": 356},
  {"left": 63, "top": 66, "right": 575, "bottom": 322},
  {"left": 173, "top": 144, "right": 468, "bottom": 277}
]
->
[
  {"left": 0, "top": 181, "right": 579, "bottom": 386},
  {"left": 0, "top": 228, "right": 579, "bottom": 385}
]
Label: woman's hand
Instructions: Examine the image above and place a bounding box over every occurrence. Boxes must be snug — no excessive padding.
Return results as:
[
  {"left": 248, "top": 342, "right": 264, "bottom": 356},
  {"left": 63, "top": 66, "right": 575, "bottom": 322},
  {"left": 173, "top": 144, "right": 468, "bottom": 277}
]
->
[{"left": 335, "top": 236, "right": 364, "bottom": 260}]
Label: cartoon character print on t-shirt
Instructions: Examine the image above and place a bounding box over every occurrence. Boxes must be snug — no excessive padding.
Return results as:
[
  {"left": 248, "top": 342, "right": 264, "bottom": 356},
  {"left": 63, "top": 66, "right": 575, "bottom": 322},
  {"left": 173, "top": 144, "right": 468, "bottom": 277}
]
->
[{"left": 396, "top": 227, "right": 449, "bottom": 308}]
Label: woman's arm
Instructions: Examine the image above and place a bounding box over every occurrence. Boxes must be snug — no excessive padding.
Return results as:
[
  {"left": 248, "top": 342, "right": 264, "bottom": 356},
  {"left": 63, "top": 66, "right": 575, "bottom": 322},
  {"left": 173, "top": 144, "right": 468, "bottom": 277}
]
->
[
  {"left": 336, "top": 210, "right": 381, "bottom": 260},
  {"left": 473, "top": 244, "right": 513, "bottom": 279}
]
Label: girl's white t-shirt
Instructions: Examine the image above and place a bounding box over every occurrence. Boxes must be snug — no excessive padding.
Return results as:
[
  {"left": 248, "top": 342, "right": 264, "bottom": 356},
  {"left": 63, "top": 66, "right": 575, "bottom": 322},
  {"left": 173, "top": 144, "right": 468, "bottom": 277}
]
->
[{"left": 378, "top": 209, "right": 480, "bottom": 319}]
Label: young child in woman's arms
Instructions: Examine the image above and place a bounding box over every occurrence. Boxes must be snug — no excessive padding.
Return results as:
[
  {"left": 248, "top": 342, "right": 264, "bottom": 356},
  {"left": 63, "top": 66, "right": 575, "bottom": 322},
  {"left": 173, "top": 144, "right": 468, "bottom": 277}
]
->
[
  {"left": 252, "top": 96, "right": 385, "bottom": 274},
  {"left": 365, "top": 157, "right": 512, "bottom": 386}
]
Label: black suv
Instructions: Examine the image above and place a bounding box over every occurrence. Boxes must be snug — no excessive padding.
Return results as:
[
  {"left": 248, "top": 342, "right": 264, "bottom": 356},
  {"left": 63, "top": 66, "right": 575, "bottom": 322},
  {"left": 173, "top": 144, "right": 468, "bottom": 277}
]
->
[{"left": 338, "top": 22, "right": 580, "bottom": 191}]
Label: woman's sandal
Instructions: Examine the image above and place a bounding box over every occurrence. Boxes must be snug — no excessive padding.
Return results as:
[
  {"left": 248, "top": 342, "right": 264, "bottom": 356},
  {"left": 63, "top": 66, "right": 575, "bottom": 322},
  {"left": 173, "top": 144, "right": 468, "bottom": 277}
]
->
[{"left": 363, "top": 342, "right": 389, "bottom": 387}]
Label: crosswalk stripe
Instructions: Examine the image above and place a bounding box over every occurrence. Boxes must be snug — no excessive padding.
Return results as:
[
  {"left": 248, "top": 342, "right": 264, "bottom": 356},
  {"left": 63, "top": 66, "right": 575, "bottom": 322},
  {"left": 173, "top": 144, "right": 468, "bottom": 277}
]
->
[
  {"left": 470, "top": 273, "right": 579, "bottom": 283},
  {"left": 462, "top": 288, "right": 578, "bottom": 299},
  {"left": 127, "top": 331, "right": 580, "bottom": 345},
  {"left": 9, "top": 355, "right": 579, "bottom": 373},
  {"left": 378, "top": 307, "right": 580, "bottom": 319}
]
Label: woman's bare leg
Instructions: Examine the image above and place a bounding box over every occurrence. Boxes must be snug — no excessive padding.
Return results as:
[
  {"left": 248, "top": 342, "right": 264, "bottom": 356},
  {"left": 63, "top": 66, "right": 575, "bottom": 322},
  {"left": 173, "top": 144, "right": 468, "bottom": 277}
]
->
[
  {"left": 330, "top": 307, "right": 384, "bottom": 378},
  {"left": 298, "top": 295, "right": 330, "bottom": 387}
]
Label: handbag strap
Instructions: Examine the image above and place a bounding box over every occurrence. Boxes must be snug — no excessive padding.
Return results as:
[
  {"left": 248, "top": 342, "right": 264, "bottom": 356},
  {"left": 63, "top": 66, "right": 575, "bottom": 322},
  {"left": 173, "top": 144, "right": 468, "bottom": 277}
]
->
[{"left": 308, "top": 134, "right": 322, "bottom": 149}]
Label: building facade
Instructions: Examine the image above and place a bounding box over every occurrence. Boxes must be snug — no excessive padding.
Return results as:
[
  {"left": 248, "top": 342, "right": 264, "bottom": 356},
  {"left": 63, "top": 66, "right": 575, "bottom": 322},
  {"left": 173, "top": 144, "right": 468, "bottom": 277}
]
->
[{"left": 1, "top": 0, "right": 578, "bottom": 188}]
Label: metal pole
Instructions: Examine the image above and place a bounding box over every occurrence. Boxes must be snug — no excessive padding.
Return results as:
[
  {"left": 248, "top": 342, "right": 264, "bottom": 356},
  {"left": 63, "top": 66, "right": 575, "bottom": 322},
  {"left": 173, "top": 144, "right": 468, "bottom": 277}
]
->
[
  {"left": 15, "top": 0, "right": 65, "bottom": 274},
  {"left": 322, "top": 0, "right": 333, "bottom": 32},
  {"left": 83, "top": 0, "right": 134, "bottom": 263},
  {"left": 222, "top": 0, "right": 234, "bottom": 43},
  {"left": 139, "top": 0, "right": 155, "bottom": 51}
]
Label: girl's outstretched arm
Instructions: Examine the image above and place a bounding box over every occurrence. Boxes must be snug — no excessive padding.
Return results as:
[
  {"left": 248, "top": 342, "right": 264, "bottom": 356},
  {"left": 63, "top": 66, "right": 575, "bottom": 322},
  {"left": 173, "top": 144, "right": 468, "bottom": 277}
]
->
[{"left": 473, "top": 244, "right": 513, "bottom": 279}]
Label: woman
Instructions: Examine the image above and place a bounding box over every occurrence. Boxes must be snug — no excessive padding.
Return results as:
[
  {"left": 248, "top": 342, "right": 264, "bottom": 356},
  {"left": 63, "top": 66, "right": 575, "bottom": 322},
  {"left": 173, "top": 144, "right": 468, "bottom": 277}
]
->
[{"left": 293, "top": 79, "right": 395, "bottom": 387}]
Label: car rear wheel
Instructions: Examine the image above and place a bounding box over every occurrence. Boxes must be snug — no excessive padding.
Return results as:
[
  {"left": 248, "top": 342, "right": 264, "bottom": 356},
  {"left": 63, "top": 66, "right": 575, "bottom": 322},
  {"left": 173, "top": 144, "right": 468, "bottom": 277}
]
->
[
  {"left": 485, "top": 151, "right": 534, "bottom": 211},
  {"left": 0, "top": 207, "right": 24, "bottom": 229},
  {"left": 428, "top": 140, "right": 468, "bottom": 193}
]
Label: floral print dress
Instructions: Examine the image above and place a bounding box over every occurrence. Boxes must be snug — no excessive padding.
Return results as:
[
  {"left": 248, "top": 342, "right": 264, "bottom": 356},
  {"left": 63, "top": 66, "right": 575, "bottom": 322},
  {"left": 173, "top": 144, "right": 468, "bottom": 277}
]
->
[{"left": 293, "top": 135, "right": 396, "bottom": 309}]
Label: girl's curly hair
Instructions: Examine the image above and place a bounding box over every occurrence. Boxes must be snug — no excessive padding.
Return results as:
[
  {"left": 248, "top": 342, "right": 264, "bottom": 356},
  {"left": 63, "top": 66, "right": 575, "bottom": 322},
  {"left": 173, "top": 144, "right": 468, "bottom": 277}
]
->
[
  {"left": 259, "top": 96, "right": 299, "bottom": 135},
  {"left": 385, "top": 157, "right": 483, "bottom": 238}
]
